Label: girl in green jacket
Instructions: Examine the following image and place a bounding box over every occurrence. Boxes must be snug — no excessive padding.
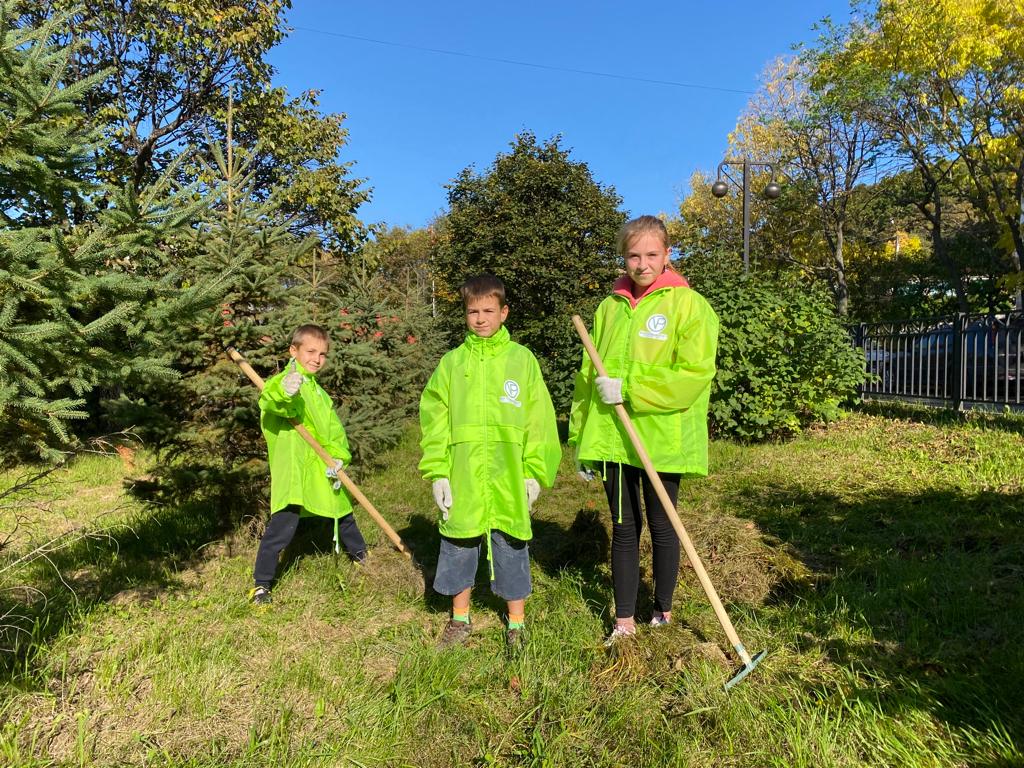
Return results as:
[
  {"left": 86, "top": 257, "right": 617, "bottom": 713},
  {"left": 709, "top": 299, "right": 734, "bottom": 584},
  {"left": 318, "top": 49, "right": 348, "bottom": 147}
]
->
[{"left": 569, "top": 216, "right": 719, "bottom": 644}]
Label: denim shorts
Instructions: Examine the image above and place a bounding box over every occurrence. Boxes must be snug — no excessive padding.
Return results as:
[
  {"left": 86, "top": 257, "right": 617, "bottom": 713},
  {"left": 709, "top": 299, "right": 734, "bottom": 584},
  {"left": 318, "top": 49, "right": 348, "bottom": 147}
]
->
[{"left": 433, "top": 530, "right": 532, "bottom": 601}]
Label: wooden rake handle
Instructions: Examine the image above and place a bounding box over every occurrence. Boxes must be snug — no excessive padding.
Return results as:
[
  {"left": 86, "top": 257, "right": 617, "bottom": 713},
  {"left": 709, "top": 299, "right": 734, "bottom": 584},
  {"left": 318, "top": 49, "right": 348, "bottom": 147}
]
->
[
  {"left": 571, "top": 316, "right": 751, "bottom": 664},
  {"left": 226, "top": 346, "right": 412, "bottom": 560}
]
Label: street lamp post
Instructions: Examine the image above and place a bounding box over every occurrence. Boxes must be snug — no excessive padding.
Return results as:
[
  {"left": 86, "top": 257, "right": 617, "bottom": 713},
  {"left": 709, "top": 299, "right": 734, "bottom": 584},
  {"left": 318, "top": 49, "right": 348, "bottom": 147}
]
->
[{"left": 711, "top": 157, "right": 781, "bottom": 273}]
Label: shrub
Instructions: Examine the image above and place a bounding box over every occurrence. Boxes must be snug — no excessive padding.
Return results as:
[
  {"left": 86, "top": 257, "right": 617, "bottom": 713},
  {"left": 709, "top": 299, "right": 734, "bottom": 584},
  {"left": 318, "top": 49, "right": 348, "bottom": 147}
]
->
[{"left": 685, "top": 252, "right": 864, "bottom": 440}]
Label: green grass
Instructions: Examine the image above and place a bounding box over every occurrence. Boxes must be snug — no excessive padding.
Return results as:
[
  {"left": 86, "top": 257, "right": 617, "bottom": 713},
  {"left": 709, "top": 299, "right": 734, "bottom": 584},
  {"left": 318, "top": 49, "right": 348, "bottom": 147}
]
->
[{"left": 1, "top": 406, "right": 1023, "bottom": 766}]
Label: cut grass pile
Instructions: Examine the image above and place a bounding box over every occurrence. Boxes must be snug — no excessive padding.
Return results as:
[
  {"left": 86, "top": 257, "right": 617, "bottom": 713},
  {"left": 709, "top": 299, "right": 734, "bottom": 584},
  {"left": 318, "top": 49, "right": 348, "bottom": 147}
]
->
[{"left": 1, "top": 404, "right": 1023, "bottom": 766}]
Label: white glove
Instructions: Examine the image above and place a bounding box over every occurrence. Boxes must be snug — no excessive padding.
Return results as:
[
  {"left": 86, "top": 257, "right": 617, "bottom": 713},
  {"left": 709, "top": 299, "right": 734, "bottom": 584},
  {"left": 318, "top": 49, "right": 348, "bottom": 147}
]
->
[
  {"left": 432, "top": 478, "right": 452, "bottom": 520},
  {"left": 595, "top": 376, "right": 624, "bottom": 405},
  {"left": 282, "top": 359, "right": 304, "bottom": 397},
  {"left": 577, "top": 464, "right": 596, "bottom": 482},
  {"left": 326, "top": 458, "right": 344, "bottom": 490},
  {"left": 525, "top": 478, "right": 540, "bottom": 510}
]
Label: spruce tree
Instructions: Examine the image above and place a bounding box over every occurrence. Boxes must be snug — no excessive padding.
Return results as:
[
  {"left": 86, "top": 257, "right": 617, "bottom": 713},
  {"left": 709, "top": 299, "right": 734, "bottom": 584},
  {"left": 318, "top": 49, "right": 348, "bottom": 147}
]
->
[{"left": 0, "top": 6, "right": 217, "bottom": 462}]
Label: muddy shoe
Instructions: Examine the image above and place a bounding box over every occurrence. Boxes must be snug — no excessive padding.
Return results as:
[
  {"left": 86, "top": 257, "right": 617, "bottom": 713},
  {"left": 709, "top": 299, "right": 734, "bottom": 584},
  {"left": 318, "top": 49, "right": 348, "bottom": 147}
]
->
[
  {"left": 506, "top": 626, "right": 525, "bottom": 657},
  {"left": 248, "top": 586, "right": 272, "bottom": 606},
  {"left": 438, "top": 618, "right": 472, "bottom": 648}
]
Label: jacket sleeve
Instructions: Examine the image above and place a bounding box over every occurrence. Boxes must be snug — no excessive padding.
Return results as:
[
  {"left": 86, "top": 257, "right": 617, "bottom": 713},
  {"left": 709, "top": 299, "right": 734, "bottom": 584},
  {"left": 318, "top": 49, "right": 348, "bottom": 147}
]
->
[
  {"left": 523, "top": 355, "right": 562, "bottom": 487},
  {"left": 567, "top": 309, "right": 602, "bottom": 446},
  {"left": 418, "top": 358, "right": 451, "bottom": 480},
  {"left": 626, "top": 293, "right": 719, "bottom": 413},
  {"left": 259, "top": 370, "right": 303, "bottom": 420}
]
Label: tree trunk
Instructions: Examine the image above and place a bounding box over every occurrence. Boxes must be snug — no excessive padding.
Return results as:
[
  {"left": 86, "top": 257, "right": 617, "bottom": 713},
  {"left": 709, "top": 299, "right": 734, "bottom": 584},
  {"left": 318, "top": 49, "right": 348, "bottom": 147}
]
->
[
  {"left": 834, "top": 224, "right": 849, "bottom": 316},
  {"left": 929, "top": 190, "right": 969, "bottom": 313}
]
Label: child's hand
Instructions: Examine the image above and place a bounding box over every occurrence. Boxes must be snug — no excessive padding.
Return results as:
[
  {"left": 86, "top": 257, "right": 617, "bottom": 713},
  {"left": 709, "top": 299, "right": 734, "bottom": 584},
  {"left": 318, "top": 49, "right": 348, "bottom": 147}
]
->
[
  {"left": 326, "top": 458, "right": 344, "bottom": 490},
  {"left": 524, "top": 478, "right": 540, "bottom": 511},
  {"left": 432, "top": 478, "right": 452, "bottom": 520},
  {"left": 595, "top": 376, "right": 623, "bottom": 405},
  {"left": 283, "top": 359, "right": 304, "bottom": 397}
]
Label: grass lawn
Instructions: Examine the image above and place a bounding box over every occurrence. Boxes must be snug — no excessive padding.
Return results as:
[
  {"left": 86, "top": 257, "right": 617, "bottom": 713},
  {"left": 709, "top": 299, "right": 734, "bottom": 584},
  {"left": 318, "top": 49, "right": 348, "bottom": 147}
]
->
[{"left": 1, "top": 404, "right": 1023, "bottom": 766}]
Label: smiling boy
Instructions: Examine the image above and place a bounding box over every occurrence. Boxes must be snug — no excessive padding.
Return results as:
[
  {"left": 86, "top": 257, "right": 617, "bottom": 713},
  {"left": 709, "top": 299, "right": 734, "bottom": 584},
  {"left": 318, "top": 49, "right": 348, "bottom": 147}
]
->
[
  {"left": 418, "top": 275, "right": 560, "bottom": 650},
  {"left": 249, "top": 324, "right": 367, "bottom": 606}
]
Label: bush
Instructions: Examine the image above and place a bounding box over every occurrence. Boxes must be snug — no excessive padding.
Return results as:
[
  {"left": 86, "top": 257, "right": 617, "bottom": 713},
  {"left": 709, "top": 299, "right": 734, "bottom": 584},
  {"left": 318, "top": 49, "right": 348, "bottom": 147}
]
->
[{"left": 685, "top": 252, "right": 864, "bottom": 440}]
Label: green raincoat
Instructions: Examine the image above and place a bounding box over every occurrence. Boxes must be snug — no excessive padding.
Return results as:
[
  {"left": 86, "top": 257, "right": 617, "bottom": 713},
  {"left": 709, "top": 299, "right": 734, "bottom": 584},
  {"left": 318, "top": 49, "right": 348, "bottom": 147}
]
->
[
  {"left": 569, "top": 274, "right": 719, "bottom": 475},
  {"left": 260, "top": 361, "right": 353, "bottom": 536},
  {"left": 418, "top": 325, "right": 561, "bottom": 542}
]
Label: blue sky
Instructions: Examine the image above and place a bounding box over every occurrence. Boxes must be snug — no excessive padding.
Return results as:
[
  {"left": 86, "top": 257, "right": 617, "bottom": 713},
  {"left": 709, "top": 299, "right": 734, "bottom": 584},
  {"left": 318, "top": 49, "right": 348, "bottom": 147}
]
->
[{"left": 269, "top": 1, "right": 855, "bottom": 231}]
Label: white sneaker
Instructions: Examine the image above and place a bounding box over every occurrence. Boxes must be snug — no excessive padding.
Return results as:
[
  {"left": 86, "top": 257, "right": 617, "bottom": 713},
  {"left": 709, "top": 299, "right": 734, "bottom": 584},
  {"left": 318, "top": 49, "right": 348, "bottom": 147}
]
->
[
  {"left": 650, "top": 614, "right": 671, "bottom": 627},
  {"left": 604, "top": 624, "right": 636, "bottom": 647}
]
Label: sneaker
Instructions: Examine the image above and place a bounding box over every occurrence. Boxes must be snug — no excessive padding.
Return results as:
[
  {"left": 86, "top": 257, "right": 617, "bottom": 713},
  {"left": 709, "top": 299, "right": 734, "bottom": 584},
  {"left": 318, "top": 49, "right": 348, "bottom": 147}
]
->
[
  {"left": 603, "top": 623, "right": 636, "bottom": 647},
  {"left": 248, "top": 586, "right": 272, "bottom": 606},
  {"left": 650, "top": 614, "right": 671, "bottom": 627},
  {"left": 506, "top": 626, "right": 525, "bottom": 655},
  {"left": 438, "top": 618, "right": 472, "bottom": 648}
]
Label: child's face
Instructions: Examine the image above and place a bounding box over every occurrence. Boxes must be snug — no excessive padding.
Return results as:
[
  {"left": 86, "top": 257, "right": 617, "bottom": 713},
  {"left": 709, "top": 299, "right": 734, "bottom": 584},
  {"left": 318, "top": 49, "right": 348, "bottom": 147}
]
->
[
  {"left": 465, "top": 295, "right": 508, "bottom": 338},
  {"left": 289, "top": 334, "right": 329, "bottom": 373},
  {"left": 624, "top": 233, "right": 671, "bottom": 289}
]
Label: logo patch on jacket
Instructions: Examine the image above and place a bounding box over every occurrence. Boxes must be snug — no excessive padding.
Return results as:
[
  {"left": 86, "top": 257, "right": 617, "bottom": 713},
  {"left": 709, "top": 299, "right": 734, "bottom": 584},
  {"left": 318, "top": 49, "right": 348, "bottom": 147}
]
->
[
  {"left": 639, "top": 314, "right": 669, "bottom": 341},
  {"left": 500, "top": 379, "right": 522, "bottom": 407}
]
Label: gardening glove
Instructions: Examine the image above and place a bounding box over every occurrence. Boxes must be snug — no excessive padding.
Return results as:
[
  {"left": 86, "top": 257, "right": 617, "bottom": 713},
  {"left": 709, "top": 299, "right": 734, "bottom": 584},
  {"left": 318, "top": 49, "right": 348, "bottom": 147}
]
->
[
  {"left": 432, "top": 478, "right": 452, "bottom": 521},
  {"left": 595, "top": 376, "right": 624, "bottom": 405},
  {"left": 524, "top": 478, "right": 541, "bottom": 511},
  {"left": 282, "top": 358, "right": 304, "bottom": 397},
  {"left": 325, "top": 458, "right": 344, "bottom": 490},
  {"left": 577, "top": 463, "right": 596, "bottom": 482}
]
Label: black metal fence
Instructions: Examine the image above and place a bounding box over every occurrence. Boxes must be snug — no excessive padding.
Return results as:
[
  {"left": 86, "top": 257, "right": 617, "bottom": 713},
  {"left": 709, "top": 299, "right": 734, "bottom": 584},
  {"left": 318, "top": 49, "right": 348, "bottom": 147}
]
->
[{"left": 854, "top": 312, "right": 1024, "bottom": 410}]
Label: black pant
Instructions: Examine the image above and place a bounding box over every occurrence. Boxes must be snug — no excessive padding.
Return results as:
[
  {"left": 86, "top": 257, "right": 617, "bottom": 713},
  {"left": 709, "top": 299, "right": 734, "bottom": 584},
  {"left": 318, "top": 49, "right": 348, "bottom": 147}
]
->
[
  {"left": 603, "top": 463, "right": 681, "bottom": 619},
  {"left": 253, "top": 505, "right": 367, "bottom": 587}
]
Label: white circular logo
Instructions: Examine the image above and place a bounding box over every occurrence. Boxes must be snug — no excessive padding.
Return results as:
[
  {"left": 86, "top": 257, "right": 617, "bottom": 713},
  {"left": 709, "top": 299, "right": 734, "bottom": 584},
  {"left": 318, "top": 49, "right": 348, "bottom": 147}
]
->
[
  {"left": 647, "top": 314, "right": 668, "bottom": 333},
  {"left": 504, "top": 380, "right": 520, "bottom": 400}
]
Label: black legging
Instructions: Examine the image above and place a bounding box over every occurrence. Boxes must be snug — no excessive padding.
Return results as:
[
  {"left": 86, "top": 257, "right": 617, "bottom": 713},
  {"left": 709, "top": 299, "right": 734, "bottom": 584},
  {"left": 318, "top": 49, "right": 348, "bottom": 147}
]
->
[
  {"left": 253, "top": 505, "right": 367, "bottom": 587},
  {"left": 602, "top": 463, "right": 681, "bottom": 619}
]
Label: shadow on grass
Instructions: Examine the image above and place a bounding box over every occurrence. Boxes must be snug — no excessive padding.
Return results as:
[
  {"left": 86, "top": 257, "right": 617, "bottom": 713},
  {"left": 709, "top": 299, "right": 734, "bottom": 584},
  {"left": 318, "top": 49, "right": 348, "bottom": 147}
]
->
[
  {"left": 730, "top": 480, "right": 1024, "bottom": 740},
  {"left": 856, "top": 398, "right": 1024, "bottom": 435},
  {"left": 0, "top": 489, "right": 245, "bottom": 683}
]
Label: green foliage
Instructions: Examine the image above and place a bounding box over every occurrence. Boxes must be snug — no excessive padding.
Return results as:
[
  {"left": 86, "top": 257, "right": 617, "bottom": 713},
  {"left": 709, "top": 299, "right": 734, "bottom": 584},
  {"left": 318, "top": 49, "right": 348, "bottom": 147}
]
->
[
  {"left": 686, "top": 252, "right": 864, "bottom": 439},
  {"left": 0, "top": 6, "right": 220, "bottom": 462},
  {"left": 312, "top": 266, "right": 444, "bottom": 473},
  {"left": 15, "top": 0, "right": 292, "bottom": 189},
  {"left": 431, "top": 132, "right": 626, "bottom": 413}
]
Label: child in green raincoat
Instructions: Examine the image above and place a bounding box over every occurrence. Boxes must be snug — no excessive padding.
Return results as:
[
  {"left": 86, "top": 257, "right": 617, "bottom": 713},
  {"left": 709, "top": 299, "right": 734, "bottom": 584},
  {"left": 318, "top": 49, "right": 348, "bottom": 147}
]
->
[
  {"left": 569, "top": 216, "right": 719, "bottom": 645},
  {"left": 419, "top": 275, "right": 561, "bottom": 649},
  {"left": 249, "top": 324, "right": 367, "bottom": 606}
]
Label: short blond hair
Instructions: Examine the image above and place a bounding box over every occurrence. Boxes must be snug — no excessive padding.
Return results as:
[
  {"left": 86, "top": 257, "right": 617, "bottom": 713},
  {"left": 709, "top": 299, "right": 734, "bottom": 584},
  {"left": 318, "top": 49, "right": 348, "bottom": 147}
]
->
[
  {"left": 290, "top": 324, "right": 329, "bottom": 346},
  {"left": 460, "top": 274, "right": 507, "bottom": 307}
]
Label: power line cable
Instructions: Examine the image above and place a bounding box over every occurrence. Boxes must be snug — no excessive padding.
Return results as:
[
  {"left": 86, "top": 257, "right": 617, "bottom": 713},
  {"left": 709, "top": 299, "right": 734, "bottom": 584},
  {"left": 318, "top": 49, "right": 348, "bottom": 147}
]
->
[{"left": 290, "top": 26, "right": 756, "bottom": 96}]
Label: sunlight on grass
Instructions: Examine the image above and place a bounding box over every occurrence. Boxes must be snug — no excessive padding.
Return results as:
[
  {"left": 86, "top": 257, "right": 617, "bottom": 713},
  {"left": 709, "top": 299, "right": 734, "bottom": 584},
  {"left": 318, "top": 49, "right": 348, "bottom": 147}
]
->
[{"left": 1, "top": 407, "right": 1022, "bottom": 766}]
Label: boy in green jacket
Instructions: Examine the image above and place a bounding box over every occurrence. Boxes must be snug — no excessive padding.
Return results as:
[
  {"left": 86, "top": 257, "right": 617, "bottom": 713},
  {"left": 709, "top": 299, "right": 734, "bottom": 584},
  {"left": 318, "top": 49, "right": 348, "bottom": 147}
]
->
[
  {"left": 249, "top": 324, "right": 367, "bottom": 606},
  {"left": 419, "top": 275, "right": 561, "bottom": 649}
]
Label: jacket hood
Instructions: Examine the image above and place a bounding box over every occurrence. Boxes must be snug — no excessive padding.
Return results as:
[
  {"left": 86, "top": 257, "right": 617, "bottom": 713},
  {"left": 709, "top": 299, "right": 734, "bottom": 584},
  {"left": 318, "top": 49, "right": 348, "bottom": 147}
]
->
[{"left": 612, "top": 269, "right": 689, "bottom": 308}]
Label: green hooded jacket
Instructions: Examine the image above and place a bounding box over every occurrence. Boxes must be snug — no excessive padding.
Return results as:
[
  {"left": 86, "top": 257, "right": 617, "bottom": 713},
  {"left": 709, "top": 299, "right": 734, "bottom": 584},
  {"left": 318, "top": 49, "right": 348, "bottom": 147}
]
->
[
  {"left": 418, "top": 325, "right": 561, "bottom": 541},
  {"left": 568, "top": 275, "right": 719, "bottom": 475},
  {"left": 260, "top": 360, "right": 353, "bottom": 523}
]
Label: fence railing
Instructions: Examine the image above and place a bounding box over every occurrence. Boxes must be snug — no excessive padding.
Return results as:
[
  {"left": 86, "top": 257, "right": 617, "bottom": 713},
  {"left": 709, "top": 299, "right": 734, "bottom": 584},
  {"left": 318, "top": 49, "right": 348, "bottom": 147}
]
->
[{"left": 854, "top": 312, "right": 1024, "bottom": 410}]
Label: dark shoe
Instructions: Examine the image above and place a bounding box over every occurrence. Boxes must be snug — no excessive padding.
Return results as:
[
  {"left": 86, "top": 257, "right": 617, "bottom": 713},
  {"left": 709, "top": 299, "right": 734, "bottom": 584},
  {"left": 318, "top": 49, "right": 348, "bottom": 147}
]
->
[
  {"left": 438, "top": 618, "right": 472, "bottom": 648},
  {"left": 248, "top": 586, "right": 272, "bottom": 606},
  {"left": 506, "top": 626, "right": 525, "bottom": 656}
]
